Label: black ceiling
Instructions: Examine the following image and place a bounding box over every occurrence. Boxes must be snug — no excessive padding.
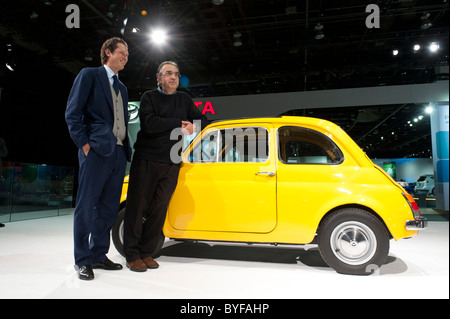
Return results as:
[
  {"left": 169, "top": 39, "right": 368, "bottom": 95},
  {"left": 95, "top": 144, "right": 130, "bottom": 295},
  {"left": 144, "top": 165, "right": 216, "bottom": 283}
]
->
[{"left": 0, "top": 0, "right": 448, "bottom": 163}]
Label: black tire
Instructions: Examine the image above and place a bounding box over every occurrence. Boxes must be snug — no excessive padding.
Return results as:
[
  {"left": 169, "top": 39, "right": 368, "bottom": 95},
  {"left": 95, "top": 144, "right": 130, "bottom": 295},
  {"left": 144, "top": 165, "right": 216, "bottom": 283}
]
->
[
  {"left": 317, "top": 208, "right": 390, "bottom": 275},
  {"left": 111, "top": 206, "right": 165, "bottom": 258},
  {"left": 112, "top": 207, "right": 126, "bottom": 257}
]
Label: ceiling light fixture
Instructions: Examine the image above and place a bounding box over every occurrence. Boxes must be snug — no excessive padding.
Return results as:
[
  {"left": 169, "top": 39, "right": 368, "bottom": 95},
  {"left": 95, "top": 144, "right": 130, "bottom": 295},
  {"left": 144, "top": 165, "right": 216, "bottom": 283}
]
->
[
  {"left": 314, "top": 23, "right": 325, "bottom": 40},
  {"left": 5, "top": 62, "right": 15, "bottom": 71},
  {"left": 428, "top": 42, "right": 440, "bottom": 53},
  {"left": 212, "top": 0, "right": 224, "bottom": 5},
  {"left": 84, "top": 49, "right": 94, "bottom": 62},
  {"left": 5, "top": 42, "right": 15, "bottom": 71},
  {"left": 420, "top": 13, "right": 432, "bottom": 29},
  {"left": 233, "top": 31, "right": 242, "bottom": 47},
  {"left": 150, "top": 29, "right": 168, "bottom": 45},
  {"left": 413, "top": 44, "right": 421, "bottom": 51},
  {"left": 392, "top": 49, "right": 399, "bottom": 56}
]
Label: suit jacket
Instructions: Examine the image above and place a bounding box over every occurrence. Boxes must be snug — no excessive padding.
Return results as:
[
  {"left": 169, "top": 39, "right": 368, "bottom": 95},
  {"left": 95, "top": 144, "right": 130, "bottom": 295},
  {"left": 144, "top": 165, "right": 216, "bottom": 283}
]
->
[{"left": 65, "top": 66, "right": 132, "bottom": 161}]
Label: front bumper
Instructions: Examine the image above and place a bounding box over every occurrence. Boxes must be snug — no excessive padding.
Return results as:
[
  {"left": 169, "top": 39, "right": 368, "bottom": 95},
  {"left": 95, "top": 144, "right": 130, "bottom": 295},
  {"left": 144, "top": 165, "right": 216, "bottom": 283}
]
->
[{"left": 405, "top": 217, "right": 428, "bottom": 230}]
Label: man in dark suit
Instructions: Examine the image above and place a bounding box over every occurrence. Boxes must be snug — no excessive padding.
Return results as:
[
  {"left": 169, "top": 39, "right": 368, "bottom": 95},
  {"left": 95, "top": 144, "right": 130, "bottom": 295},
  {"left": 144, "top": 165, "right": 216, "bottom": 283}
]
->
[{"left": 65, "top": 37, "right": 132, "bottom": 280}]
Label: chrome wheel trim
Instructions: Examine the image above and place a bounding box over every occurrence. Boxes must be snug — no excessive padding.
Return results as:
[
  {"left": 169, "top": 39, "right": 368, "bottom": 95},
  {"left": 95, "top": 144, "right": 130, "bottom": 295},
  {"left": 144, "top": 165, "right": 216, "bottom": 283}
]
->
[
  {"left": 330, "top": 221, "right": 377, "bottom": 266},
  {"left": 119, "top": 221, "right": 124, "bottom": 245}
]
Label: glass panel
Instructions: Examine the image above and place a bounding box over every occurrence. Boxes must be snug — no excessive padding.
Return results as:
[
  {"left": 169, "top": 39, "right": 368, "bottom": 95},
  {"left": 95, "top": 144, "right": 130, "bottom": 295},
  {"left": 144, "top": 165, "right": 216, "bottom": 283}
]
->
[
  {"left": 278, "top": 126, "right": 344, "bottom": 164},
  {"left": 219, "top": 127, "right": 269, "bottom": 163},
  {"left": 0, "top": 162, "right": 74, "bottom": 222},
  {"left": 189, "top": 130, "right": 219, "bottom": 163},
  {"left": 0, "top": 162, "right": 12, "bottom": 223}
]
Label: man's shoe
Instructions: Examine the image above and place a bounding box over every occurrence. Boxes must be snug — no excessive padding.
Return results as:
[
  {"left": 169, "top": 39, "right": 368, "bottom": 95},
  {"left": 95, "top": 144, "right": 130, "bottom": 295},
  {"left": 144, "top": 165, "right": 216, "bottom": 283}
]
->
[
  {"left": 92, "top": 257, "right": 123, "bottom": 270},
  {"left": 78, "top": 265, "right": 94, "bottom": 280},
  {"left": 126, "top": 259, "right": 147, "bottom": 272},
  {"left": 142, "top": 256, "right": 159, "bottom": 269}
]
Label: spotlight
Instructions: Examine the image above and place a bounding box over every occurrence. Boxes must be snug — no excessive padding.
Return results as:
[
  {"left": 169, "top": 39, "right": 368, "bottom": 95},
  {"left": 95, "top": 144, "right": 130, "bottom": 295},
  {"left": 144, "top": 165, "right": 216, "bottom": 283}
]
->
[
  {"left": 314, "top": 23, "right": 325, "bottom": 40},
  {"left": 5, "top": 42, "right": 16, "bottom": 71},
  {"left": 233, "top": 31, "right": 242, "bottom": 47},
  {"left": 150, "top": 29, "right": 168, "bottom": 45},
  {"left": 425, "top": 105, "right": 433, "bottom": 114},
  {"left": 413, "top": 44, "right": 421, "bottom": 51},
  {"left": 212, "top": 0, "right": 224, "bottom": 5},
  {"left": 5, "top": 62, "right": 15, "bottom": 71},
  {"left": 233, "top": 39, "right": 242, "bottom": 47},
  {"left": 30, "top": 11, "right": 39, "bottom": 19},
  {"left": 428, "top": 42, "right": 439, "bottom": 53},
  {"left": 420, "top": 13, "right": 432, "bottom": 30},
  {"left": 392, "top": 49, "right": 399, "bottom": 56},
  {"left": 84, "top": 49, "right": 94, "bottom": 61}
]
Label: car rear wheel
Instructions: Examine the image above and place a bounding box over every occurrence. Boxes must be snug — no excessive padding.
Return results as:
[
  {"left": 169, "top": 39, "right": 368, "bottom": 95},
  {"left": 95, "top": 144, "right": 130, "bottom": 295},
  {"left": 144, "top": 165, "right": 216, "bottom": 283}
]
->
[
  {"left": 112, "top": 206, "right": 165, "bottom": 258},
  {"left": 317, "top": 208, "right": 390, "bottom": 275}
]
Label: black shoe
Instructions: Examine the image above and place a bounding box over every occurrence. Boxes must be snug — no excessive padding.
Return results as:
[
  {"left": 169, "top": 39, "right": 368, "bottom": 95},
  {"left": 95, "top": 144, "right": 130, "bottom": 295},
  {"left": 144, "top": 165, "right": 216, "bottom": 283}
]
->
[
  {"left": 78, "top": 265, "right": 94, "bottom": 280},
  {"left": 92, "top": 257, "right": 123, "bottom": 270},
  {"left": 0, "top": 223, "right": 5, "bottom": 228}
]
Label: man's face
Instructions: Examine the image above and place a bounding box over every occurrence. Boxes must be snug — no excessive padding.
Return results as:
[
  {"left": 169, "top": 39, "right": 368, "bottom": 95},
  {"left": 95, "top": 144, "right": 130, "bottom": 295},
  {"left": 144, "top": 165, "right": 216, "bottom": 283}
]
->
[
  {"left": 158, "top": 64, "right": 180, "bottom": 94},
  {"left": 106, "top": 42, "right": 128, "bottom": 73}
]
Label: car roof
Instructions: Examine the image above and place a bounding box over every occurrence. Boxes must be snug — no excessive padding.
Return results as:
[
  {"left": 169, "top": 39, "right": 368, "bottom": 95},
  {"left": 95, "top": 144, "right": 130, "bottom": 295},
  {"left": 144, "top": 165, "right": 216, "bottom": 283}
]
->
[{"left": 210, "top": 116, "right": 338, "bottom": 128}]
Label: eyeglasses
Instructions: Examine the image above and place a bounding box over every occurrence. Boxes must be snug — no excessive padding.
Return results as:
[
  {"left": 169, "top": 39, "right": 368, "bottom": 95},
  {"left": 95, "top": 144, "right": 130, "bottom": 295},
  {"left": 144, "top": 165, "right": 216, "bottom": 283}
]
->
[{"left": 160, "top": 70, "right": 181, "bottom": 78}]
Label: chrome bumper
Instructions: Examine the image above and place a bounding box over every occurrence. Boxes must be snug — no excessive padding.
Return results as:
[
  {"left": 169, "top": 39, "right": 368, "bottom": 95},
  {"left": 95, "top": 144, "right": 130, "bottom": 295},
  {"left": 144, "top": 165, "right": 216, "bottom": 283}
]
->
[{"left": 406, "top": 217, "right": 428, "bottom": 230}]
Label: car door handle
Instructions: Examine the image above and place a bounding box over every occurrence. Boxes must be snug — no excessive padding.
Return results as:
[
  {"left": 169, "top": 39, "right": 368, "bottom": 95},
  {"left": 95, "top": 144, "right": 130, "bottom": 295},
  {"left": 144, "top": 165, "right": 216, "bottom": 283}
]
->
[{"left": 255, "top": 171, "right": 276, "bottom": 177}]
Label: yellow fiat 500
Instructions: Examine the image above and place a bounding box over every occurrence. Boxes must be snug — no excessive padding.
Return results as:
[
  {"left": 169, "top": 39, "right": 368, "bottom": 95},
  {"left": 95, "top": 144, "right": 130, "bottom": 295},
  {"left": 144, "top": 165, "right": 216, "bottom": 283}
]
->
[{"left": 112, "top": 116, "right": 427, "bottom": 275}]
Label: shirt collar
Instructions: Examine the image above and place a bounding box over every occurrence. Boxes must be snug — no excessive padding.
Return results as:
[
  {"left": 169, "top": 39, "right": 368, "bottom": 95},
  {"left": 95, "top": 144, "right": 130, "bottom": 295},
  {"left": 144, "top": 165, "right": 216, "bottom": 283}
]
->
[
  {"left": 103, "top": 65, "right": 117, "bottom": 80},
  {"left": 158, "top": 86, "right": 177, "bottom": 95}
]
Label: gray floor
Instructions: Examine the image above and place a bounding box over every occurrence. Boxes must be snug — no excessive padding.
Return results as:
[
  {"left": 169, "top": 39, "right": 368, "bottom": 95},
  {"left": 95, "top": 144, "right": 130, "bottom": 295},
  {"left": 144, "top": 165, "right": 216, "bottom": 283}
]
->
[{"left": 0, "top": 211, "right": 448, "bottom": 299}]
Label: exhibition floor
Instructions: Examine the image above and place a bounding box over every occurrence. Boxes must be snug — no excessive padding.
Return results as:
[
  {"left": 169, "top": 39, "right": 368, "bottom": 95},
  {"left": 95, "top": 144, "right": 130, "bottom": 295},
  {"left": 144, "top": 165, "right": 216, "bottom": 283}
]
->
[{"left": 0, "top": 210, "right": 448, "bottom": 299}]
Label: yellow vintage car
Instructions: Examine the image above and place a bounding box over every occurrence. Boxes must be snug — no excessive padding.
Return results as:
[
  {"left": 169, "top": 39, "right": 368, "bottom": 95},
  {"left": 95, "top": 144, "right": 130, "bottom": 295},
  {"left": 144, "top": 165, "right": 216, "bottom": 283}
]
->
[{"left": 112, "top": 116, "right": 427, "bottom": 275}]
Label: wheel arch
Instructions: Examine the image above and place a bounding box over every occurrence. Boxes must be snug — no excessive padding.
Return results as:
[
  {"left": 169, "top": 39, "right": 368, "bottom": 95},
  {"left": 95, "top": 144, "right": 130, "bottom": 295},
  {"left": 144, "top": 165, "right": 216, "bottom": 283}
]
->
[
  {"left": 316, "top": 204, "right": 393, "bottom": 239},
  {"left": 119, "top": 200, "right": 126, "bottom": 210}
]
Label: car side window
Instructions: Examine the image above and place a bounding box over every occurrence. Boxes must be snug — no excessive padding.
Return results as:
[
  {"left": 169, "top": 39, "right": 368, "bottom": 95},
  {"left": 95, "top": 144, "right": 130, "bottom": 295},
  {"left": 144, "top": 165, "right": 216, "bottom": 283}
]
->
[
  {"left": 219, "top": 127, "right": 269, "bottom": 163},
  {"left": 278, "top": 126, "right": 343, "bottom": 164},
  {"left": 189, "top": 127, "right": 269, "bottom": 163},
  {"left": 189, "top": 130, "right": 219, "bottom": 163}
]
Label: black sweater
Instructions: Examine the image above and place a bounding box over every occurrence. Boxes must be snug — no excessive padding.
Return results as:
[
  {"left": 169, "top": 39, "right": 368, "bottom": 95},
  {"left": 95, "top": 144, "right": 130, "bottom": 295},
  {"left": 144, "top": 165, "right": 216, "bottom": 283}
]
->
[{"left": 133, "top": 89, "right": 209, "bottom": 163}]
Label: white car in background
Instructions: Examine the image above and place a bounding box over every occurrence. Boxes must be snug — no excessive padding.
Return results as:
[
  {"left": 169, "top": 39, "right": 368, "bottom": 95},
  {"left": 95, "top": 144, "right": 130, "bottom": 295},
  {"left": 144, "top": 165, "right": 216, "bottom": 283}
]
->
[{"left": 414, "top": 174, "right": 435, "bottom": 196}]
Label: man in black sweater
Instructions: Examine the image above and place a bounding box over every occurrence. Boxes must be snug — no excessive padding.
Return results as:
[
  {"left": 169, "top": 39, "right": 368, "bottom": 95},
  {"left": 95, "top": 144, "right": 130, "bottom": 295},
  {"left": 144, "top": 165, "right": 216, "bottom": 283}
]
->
[{"left": 123, "top": 61, "right": 208, "bottom": 272}]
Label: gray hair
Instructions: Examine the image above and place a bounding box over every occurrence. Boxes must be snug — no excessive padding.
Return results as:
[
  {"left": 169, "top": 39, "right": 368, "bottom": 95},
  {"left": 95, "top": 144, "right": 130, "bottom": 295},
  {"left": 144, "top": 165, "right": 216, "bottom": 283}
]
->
[{"left": 156, "top": 61, "right": 180, "bottom": 86}]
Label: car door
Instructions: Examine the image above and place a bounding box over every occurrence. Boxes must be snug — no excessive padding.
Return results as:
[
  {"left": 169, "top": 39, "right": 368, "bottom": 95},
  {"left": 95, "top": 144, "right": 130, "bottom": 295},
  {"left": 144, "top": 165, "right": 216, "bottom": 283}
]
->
[
  {"left": 276, "top": 125, "right": 347, "bottom": 239},
  {"left": 167, "top": 123, "right": 277, "bottom": 233}
]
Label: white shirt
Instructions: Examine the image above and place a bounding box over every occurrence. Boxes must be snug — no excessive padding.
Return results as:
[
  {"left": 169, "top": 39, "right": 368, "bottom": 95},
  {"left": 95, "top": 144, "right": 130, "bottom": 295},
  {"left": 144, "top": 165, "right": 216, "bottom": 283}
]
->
[{"left": 103, "top": 64, "right": 118, "bottom": 86}]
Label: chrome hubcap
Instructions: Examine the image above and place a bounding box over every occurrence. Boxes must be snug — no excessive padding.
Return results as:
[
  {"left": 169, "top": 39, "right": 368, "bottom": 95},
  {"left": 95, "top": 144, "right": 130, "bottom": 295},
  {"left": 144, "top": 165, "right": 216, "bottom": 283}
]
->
[
  {"left": 330, "top": 221, "right": 377, "bottom": 265},
  {"left": 119, "top": 221, "right": 124, "bottom": 244}
]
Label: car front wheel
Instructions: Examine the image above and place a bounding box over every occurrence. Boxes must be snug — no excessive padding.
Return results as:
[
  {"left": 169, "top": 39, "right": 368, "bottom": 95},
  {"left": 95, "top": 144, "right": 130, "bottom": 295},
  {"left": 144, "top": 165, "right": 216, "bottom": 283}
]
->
[{"left": 317, "top": 208, "right": 390, "bottom": 275}]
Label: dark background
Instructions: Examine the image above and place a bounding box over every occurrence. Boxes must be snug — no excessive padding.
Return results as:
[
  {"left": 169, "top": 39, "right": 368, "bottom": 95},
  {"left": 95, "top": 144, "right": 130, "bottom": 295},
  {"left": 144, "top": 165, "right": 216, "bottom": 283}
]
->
[{"left": 0, "top": 0, "right": 448, "bottom": 167}]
